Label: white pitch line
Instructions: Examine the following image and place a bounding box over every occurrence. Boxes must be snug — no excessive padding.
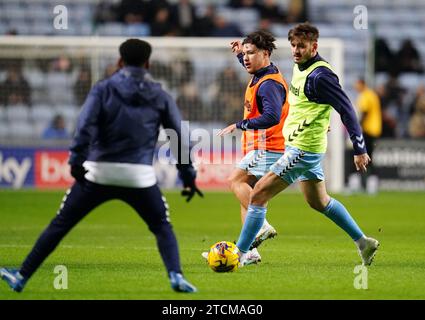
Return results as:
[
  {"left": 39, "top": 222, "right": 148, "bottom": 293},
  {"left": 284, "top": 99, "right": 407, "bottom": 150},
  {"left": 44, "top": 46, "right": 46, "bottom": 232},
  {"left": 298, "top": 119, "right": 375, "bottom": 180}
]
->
[{"left": 0, "top": 244, "right": 154, "bottom": 250}]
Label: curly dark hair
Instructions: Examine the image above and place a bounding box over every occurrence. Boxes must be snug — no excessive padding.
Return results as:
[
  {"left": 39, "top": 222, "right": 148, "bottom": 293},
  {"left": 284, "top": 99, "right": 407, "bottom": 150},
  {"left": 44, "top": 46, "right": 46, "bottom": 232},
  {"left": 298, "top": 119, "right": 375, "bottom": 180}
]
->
[
  {"left": 242, "top": 30, "right": 277, "bottom": 55},
  {"left": 288, "top": 22, "right": 319, "bottom": 42}
]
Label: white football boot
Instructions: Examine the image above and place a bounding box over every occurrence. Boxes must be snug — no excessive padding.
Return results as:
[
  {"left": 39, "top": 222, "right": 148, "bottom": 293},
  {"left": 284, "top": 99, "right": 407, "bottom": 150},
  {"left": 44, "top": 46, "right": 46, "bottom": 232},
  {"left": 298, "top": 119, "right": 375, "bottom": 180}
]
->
[
  {"left": 251, "top": 224, "right": 277, "bottom": 249},
  {"left": 357, "top": 237, "right": 380, "bottom": 266},
  {"left": 239, "top": 248, "right": 262, "bottom": 267},
  {"left": 201, "top": 251, "right": 209, "bottom": 260}
]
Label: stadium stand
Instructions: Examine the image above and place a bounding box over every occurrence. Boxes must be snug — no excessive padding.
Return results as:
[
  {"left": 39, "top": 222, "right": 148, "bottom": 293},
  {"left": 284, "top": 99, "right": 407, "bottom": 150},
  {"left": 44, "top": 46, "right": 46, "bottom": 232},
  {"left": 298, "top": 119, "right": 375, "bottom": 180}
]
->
[{"left": 0, "top": 0, "right": 424, "bottom": 141}]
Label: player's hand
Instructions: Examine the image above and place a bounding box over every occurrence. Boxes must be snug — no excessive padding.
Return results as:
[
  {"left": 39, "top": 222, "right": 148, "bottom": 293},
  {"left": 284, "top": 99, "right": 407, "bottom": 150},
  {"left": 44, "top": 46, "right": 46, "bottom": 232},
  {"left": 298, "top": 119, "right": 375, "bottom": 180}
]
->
[
  {"left": 354, "top": 153, "right": 371, "bottom": 173},
  {"left": 177, "top": 165, "right": 204, "bottom": 202},
  {"left": 181, "top": 183, "right": 204, "bottom": 202},
  {"left": 230, "top": 41, "right": 243, "bottom": 55},
  {"left": 217, "top": 124, "right": 236, "bottom": 136},
  {"left": 70, "top": 164, "right": 87, "bottom": 182}
]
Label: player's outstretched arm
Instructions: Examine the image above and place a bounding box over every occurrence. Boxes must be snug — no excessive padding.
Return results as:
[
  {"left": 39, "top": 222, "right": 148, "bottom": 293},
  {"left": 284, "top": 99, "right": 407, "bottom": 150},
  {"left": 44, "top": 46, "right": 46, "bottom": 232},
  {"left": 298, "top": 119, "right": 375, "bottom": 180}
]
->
[{"left": 217, "top": 123, "right": 236, "bottom": 136}]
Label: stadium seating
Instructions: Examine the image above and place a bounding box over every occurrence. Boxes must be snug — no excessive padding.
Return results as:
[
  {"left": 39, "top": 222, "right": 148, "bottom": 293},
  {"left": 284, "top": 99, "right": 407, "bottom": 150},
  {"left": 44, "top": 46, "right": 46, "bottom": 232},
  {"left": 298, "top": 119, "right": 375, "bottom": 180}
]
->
[
  {"left": 8, "top": 121, "right": 34, "bottom": 138},
  {"left": 5, "top": 106, "right": 30, "bottom": 123},
  {"left": 0, "top": 0, "right": 424, "bottom": 141},
  {"left": 30, "top": 105, "right": 56, "bottom": 123}
]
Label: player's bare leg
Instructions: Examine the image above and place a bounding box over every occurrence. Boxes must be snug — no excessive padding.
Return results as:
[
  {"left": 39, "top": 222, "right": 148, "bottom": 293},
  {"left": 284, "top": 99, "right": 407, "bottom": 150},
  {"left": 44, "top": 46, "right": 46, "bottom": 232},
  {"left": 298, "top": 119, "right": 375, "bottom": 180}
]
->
[
  {"left": 250, "top": 171, "right": 290, "bottom": 207},
  {"left": 299, "top": 179, "right": 330, "bottom": 211},
  {"left": 228, "top": 168, "right": 257, "bottom": 223}
]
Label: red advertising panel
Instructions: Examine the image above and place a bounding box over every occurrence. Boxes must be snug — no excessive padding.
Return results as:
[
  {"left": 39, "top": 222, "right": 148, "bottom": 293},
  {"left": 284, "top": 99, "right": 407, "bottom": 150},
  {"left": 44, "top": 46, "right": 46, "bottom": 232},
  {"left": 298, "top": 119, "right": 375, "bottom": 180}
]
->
[
  {"left": 35, "top": 151, "right": 74, "bottom": 189},
  {"left": 194, "top": 151, "right": 242, "bottom": 189}
]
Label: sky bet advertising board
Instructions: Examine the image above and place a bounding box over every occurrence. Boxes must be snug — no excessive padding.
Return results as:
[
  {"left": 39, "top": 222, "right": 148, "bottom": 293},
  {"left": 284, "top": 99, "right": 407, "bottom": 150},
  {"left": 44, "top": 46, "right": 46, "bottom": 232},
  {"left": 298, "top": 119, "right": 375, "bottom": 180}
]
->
[
  {"left": 0, "top": 146, "right": 239, "bottom": 190},
  {"left": 0, "top": 147, "right": 72, "bottom": 189}
]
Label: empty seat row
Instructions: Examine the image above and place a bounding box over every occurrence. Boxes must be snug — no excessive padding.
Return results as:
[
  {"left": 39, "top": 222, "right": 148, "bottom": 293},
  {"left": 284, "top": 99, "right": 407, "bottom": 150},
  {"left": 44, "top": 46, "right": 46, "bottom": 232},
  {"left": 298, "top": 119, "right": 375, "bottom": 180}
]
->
[
  {"left": 0, "top": 105, "right": 79, "bottom": 123},
  {"left": 0, "top": 119, "right": 74, "bottom": 138}
]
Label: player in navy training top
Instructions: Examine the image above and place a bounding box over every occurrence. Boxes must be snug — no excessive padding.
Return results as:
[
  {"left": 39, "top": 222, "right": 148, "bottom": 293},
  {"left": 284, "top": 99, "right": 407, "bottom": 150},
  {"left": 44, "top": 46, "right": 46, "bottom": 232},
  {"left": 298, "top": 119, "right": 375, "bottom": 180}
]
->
[{"left": 0, "top": 39, "right": 202, "bottom": 294}]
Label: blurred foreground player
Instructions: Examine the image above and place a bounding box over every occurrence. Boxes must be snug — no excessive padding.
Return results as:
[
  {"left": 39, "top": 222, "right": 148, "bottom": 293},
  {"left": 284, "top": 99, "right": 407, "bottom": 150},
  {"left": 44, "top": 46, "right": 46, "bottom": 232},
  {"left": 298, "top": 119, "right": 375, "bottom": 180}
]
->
[{"left": 0, "top": 39, "right": 202, "bottom": 293}]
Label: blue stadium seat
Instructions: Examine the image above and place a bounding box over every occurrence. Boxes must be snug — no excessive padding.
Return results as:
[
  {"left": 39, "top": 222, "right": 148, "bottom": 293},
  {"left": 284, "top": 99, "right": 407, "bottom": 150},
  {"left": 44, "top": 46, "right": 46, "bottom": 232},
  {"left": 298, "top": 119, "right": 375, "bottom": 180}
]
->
[
  {"left": 33, "top": 119, "right": 51, "bottom": 137},
  {"left": 374, "top": 73, "right": 390, "bottom": 86},
  {"left": 215, "top": 7, "right": 234, "bottom": 22},
  {"left": 324, "top": 9, "right": 355, "bottom": 24},
  {"left": 54, "top": 105, "right": 79, "bottom": 123},
  {"left": 3, "top": 12, "right": 26, "bottom": 25},
  {"left": 6, "top": 106, "right": 30, "bottom": 122},
  {"left": 270, "top": 24, "right": 287, "bottom": 38},
  {"left": 30, "top": 22, "right": 53, "bottom": 35},
  {"left": 369, "top": 9, "right": 396, "bottom": 24},
  {"left": 8, "top": 121, "right": 34, "bottom": 139},
  {"left": 399, "top": 74, "right": 424, "bottom": 89},
  {"left": 375, "top": 24, "right": 402, "bottom": 40},
  {"left": 0, "top": 23, "right": 6, "bottom": 35},
  {"left": 72, "top": 3, "right": 94, "bottom": 22},
  {"left": 313, "top": 23, "right": 338, "bottom": 37},
  {"left": 125, "top": 23, "right": 151, "bottom": 37},
  {"left": 6, "top": 22, "right": 31, "bottom": 35},
  {"left": 30, "top": 105, "right": 55, "bottom": 123},
  {"left": 236, "top": 8, "right": 259, "bottom": 32},
  {"left": 78, "top": 23, "right": 93, "bottom": 36},
  {"left": 96, "top": 23, "right": 125, "bottom": 36},
  {"left": 52, "top": 25, "right": 79, "bottom": 36},
  {"left": 0, "top": 121, "right": 9, "bottom": 138},
  {"left": 0, "top": 107, "right": 6, "bottom": 122},
  {"left": 400, "top": 25, "right": 425, "bottom": 41},
  {"left": 26, "top": 3, "right": 50, "bottom": 21}
]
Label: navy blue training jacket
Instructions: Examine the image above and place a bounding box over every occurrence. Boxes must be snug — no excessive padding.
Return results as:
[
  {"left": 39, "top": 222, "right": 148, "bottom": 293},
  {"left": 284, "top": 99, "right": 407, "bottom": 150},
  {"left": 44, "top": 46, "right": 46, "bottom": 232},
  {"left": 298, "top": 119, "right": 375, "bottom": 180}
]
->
[{"left": 69, "top": 66, "right": 188, "bottom": 166}]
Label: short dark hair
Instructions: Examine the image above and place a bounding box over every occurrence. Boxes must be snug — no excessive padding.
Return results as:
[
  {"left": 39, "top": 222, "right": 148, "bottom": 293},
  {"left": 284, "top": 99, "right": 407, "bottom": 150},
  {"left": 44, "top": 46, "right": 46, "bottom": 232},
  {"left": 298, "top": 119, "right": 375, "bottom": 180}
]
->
[
  {"left": 119, "top": 38, "right": 152, "bottom": 67},
  {"left": 242, "top": 30, "right": 277, "bottom": 55},
  {"left": 288, "top": 22, "right": 319, "bottom": 42}
]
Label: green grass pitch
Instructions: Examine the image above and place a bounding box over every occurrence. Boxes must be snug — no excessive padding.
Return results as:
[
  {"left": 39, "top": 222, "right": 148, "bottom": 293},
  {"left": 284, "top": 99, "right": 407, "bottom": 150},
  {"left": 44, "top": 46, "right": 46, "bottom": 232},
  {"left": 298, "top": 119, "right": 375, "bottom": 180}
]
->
[{"left": 0, "top": 190, "right": 424, "bottom": 300}]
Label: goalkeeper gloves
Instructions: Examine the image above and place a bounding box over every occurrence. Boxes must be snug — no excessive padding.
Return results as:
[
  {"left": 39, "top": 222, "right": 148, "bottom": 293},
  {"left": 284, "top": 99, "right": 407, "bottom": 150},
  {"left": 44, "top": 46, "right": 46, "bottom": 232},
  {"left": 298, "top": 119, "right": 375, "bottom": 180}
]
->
[{"left": 176, "top": 164, "right": 204, "bottom": 202}]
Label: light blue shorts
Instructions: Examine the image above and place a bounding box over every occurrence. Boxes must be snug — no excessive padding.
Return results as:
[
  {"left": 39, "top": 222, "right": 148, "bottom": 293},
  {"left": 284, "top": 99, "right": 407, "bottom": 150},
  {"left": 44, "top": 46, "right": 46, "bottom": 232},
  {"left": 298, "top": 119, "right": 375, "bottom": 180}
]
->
[
  {"left": 269, "top": 145, "right": 325, "bottom": 185},
  {"left": 237, "top": 150, "right": 284, "bottom": 179}
]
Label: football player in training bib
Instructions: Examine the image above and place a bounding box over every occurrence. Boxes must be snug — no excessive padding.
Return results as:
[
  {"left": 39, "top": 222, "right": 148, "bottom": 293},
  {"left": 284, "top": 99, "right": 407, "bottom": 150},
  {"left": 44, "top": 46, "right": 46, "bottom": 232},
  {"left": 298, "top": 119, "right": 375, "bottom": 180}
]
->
[
  {"left": 212, "top": 30, "right": 289, "bottom": 265},
  {"left": 234, "top": 23, "right": 379, "bottom": 267}
]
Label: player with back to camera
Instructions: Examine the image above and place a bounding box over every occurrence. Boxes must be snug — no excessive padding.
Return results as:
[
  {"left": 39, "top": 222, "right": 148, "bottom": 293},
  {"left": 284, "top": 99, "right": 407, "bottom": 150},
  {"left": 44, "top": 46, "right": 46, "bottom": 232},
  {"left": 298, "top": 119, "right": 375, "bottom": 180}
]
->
[
  {"left": 0, "top": 39, "right": 203, "bottom": 293},
  {"left": 221, "top": 23, "right": 379, "bottom": 267},
  {"left": 202, "top": 30, "right": 290, "bottom": 265}
]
